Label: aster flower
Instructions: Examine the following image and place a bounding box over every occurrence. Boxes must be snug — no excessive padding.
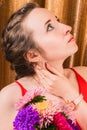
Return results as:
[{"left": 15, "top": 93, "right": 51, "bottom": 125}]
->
[
  {"left": 53, "top": 112, "right": 80, "bottom": 130},
  {"left": 33, "top": 100, "right": 61, "bottom": 128},
  {"left": 67, "top": 119, "right": 80, "bottom": 130},
  {"left": 13, "top": 88, "right": 80, "bottom": 130},
  {"left": 15, "top": 87, "right": 44, "bottom": 110},
  {"left": 53, "top": 112, "right": 73, "bottom": 130},
  {"left": 13, "top": 105, "right": 40, "bottom": 130}
]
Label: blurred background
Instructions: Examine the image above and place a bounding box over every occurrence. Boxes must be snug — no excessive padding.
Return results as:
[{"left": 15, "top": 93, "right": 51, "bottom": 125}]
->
[{"left": 0, "top": 0, "right": 87, "bottom": 89}]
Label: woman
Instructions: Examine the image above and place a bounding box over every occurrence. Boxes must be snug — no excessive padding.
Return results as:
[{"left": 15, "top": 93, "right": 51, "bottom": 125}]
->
[{"left": 0, "top": 2, "right": 87, "bottom": 130}]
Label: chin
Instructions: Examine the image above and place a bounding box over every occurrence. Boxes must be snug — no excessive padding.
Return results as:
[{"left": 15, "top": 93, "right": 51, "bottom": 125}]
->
[
  {"left": 66, "top": 45, "right": 78, "bottom": 58},
  {"left": 70, "top": 43, "right": 78, "bottom": 54},
  {"left": 73, "top": 44, "right": 78, "bottom": 53}
]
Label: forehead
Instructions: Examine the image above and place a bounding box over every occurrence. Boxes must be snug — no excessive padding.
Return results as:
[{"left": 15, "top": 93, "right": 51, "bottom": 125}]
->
[
  {"left": 22, "top": 8, "right": 55, "bottom": 31},
  {"left": 28, "top": 8, "right": 55, "bottom": 20}
]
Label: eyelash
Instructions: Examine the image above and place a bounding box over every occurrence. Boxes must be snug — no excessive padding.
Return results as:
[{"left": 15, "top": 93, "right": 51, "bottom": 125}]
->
[{"left": 47, "top": 19, "right": 60, "bottom": 32}]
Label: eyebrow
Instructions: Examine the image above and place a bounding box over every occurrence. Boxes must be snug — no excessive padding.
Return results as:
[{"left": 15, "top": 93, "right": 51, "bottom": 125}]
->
[
  {"left": 44, "top": 16, "right": 59, "bottom": 26},
  {"left": 55, "top": 16, "right": 60, "bottom": 22},
  {"left": 45, "top": 19, "right": 51, "bottom": 25}
]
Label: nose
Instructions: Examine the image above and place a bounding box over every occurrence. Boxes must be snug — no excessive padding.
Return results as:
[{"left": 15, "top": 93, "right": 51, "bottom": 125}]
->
[
  {"left": 64, "top": 25, "right": 72, "bottom": 35},
  {"left": 59, "top": 23, "right": 72, "bottom": 35}
]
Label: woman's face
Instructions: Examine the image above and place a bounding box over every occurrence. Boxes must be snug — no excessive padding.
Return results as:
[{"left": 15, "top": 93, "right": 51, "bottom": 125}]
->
[{"left": 23, "top": 8, "right": 78, "bottom": 62}]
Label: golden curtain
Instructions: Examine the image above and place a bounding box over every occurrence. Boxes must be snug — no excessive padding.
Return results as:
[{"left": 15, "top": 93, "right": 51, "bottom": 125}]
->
[{"left": 0, "top": 0, "right": 87, "bottom": 89}]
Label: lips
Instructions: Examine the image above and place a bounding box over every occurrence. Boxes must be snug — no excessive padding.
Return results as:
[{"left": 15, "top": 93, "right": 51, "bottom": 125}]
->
[{"left": 68, "top": 36, "right": 75, "bottom": 43}]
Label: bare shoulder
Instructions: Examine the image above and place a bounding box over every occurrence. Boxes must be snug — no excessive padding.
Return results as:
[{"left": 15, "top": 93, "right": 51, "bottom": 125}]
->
[
  {"left": 0, "top": 82, "right": 22, "bottom": 105},
  {"left": 0, "top": 82, "right": 20, "bottom": 108},
  {"left": 73, "top": 66, "right": 87, "bottom": 81},
  {"left": 0, "top": 82, "right": 22, "bottom": 130}
]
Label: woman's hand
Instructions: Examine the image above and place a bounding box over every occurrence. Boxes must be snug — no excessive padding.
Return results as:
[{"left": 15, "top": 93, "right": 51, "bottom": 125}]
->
[{"left": 35, "top": 63, "right": 79, "bottom": 102}]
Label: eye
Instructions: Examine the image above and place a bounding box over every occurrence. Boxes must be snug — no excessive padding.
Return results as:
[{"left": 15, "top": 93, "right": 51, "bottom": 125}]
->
[{"left": 47, "top": 24, "right": 54, "bottom": 32}]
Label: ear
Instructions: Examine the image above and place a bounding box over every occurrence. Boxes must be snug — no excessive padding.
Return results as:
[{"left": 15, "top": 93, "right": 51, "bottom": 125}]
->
[{"left": 24, "top": 50, "right": 40, "bottom": 63}]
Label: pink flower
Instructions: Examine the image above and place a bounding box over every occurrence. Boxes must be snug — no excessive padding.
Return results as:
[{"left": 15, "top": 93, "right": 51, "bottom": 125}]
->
[
  {"left": 15, "top": 87, "right": 44, "bottom": 110},
  {"left": 14, "top": 87, "right": 79, "bottom": 130},
  {"left": 53, "top": 112, "right": 73, "bottom": 130}
]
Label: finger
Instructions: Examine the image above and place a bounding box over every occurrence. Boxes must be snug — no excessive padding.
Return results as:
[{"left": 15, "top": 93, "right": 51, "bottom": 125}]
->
[
  {"left": 35, "top": 69, "right": 53, "bottom": 86},
  {"left": 41, "top": 69, "right": 56, "bottom": 81},
  {"left": 35, "top": 64, "right": 56, "bottom": 81}
]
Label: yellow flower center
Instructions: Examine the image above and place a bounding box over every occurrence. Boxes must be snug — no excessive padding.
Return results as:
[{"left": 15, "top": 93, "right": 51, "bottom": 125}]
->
[{"left": 37, "top": 101, "right": 48, "bottom": 109}]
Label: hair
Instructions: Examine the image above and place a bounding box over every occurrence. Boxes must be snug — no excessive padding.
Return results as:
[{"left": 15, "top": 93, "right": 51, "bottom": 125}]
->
[{"left": 1, "top": 2, "right": 42, "bottom": 79}]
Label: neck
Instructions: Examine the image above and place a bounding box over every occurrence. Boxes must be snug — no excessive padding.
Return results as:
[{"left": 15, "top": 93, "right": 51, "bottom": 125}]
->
[{"left": 48, "top": 60, "right": 64, "bottom": 75}]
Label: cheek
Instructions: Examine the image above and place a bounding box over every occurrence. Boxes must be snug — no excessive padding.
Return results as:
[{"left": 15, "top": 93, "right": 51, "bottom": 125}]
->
[
  {"left": 33, "top": 33, "right": 67, "bottom": 60},
  {"left": 37, "top": 34, "right": 64, "bottom": 51},
  {"left": 38, "top": 39, "right": 65, "bottom": 61}
]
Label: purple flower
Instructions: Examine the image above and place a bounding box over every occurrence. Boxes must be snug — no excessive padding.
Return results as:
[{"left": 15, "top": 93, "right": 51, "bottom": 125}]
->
[
  {"left": 67, "top": 119, "right": 80, "bottom": 130},
  {"left": 13, "top": 105, "right": 40, "bottom": 130}
]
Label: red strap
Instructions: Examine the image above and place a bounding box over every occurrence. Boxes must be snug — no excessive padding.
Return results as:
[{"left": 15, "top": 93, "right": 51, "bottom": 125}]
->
[
  {"left": 71, "top": 68, "right": 87, "bottom": 102},
  {"left": 15, "top": 81, "right": 27, "bottom": 96}
]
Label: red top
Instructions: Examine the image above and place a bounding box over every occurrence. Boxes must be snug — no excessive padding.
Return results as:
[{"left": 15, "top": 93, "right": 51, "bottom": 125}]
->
[
  {"left": 15, "top": 81, "right": 27, "bottom": 96},
  {"left": 71, "top": 68, "right": 87, "bottom": 102},
  {"left": 15, "top": 68, "right": 87, "bottom": 102}
]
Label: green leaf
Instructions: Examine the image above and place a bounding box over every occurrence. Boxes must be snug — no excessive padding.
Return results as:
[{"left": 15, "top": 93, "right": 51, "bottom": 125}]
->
[
  {"left": 30, "top": 95, "right": 46, "bottom": 104},
  {"left": 61, "top": 111, "right": 68, "bottom": 119},
  {"left": 34, "top": 124, "right": 40, "bottom": 130},
  {"left": 35, "top": 123, "right": 56, "bottom": 130},
  {"left": 41, "top": 123, "right": 56, "bottom": 130},
  {"left": 24, "top": 95, "right": 46, "bottom": 107}
]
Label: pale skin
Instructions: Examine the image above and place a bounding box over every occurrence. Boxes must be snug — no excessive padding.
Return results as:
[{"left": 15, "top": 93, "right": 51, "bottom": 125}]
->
[{"left": 0, "top": 7, "right": 87, "bottom": 130}]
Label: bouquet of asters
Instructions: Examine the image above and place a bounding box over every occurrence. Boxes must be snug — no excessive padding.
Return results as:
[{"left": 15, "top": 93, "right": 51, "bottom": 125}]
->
[{"left": 13, "top": 87, "right": 80, "bottom": 130}]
